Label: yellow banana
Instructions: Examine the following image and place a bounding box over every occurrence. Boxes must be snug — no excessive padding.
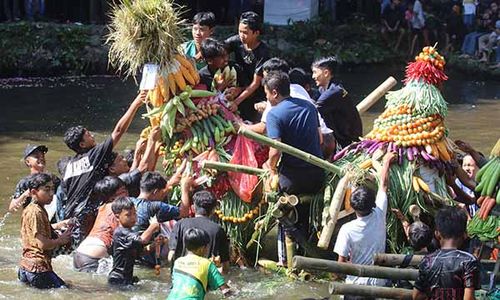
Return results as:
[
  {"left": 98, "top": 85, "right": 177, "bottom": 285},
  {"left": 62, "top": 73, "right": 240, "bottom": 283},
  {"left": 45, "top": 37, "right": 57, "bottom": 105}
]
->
[{"left": 173, "top": 69, "right": 187, "bottom": 91}]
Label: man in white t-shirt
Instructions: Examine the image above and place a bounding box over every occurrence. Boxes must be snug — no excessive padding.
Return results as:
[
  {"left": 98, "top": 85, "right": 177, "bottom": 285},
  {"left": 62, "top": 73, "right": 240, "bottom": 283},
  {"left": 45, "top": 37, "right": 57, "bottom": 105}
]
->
[{"left": 333, "top": 151, "right": 396, "bottom": 289}]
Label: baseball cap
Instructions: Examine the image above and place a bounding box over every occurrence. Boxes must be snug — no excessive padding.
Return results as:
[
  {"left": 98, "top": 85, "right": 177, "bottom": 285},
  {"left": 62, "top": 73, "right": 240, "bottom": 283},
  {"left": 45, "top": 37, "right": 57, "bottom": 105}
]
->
[{"left": 23, "top": 144, "right": 48, "bottom": 159}]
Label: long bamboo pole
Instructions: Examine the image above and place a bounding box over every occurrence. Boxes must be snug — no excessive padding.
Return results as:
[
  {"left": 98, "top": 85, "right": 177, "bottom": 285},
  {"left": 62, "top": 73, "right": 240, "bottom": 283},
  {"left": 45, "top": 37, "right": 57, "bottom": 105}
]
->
[
  {"left": 329, "top": 282, "right": 412, "bottom": 299},
  {"left": 201, "top": 161, "right": 266, "bottom": 175},
  {"left": 356, "top": 76, "right": 398, "bottom": 114},
  {"left": 238, "top": 127, "right": 343, "bottom": 175},
  {"left": 373, "top": 253, "right": 424, "bottom": 267},
  {"left": 293, "top": 256, "right": 418, "bottom": 280}
]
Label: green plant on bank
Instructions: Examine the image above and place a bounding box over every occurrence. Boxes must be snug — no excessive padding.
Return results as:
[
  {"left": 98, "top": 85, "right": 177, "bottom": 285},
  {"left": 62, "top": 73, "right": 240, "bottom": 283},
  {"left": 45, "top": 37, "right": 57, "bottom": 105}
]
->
[{"left": 0, "top": 21, "right": 108, "bottom": 77}]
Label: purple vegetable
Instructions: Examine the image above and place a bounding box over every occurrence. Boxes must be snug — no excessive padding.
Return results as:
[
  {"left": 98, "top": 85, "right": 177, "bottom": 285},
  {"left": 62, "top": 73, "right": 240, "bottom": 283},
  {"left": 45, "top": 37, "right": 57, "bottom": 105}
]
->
[
  {"left": 407, "top": 148, "right": 414, "bottom": 161},
  {"left": 398, "top": 147, "right": 403, "bottom": 165},
  {"left": 368, "top": 142, "right": 380, "bottom": 153},
  {"left": 333, "top": 146, "right": 350, "bottom": 161},
  {"left": 420, "top": 150, "right": 431, "bottom": 161}
]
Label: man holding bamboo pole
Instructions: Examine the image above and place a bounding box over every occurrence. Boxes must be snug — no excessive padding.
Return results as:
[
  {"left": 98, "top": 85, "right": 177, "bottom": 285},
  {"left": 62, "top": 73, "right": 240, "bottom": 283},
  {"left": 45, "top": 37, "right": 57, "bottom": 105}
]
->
[{"left": 261, "top": 71, "right": 325, "bottom": 266}]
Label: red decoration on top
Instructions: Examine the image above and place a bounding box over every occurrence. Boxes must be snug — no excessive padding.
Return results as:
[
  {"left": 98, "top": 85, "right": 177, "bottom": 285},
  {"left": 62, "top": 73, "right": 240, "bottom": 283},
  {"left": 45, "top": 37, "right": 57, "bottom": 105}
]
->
[{"left": 403, "top": 46, "right": 448, "bottom": 85}]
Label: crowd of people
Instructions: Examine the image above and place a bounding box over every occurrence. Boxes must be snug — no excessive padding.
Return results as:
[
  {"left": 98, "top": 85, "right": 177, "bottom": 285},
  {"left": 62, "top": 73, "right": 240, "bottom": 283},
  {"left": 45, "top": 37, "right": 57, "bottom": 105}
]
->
[
  {"left": 380, "top": 0, "right": 500, "bottom": 67},
  {"left": 8, "top": 8, "right": 493, "bottom": 300}
]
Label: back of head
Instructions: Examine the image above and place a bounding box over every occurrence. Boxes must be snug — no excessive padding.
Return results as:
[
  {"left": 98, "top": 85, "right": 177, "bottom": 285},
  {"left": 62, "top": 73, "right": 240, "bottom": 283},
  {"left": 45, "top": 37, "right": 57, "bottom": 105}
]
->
[
  {"left": 409, "top": 221, "right": 432, "bottom": 251},
  {"left": 94, "top": 176, "right": 125, "bottom": 203},
  {"left": 350, "top": 186, "right": 376, "bottom": 216},
  {"left": 289, "top": 67, "right": 308, "bottom": 87},
  {"left": 184, "top": 227, "right": 210, "bottom": 251},
  {"left": 193, "top": 190, "right": 217, "bottom": 215},
  {"left": 28, "top": 173, "right": 53, "bottom": 190},
  {"left": 111, "top": 196, "right": 134, "bottom": 215},
  {"left": 123, "top": 149, "right": 134, "bottom": 168},
  {"left": 193, "top": 11, "right": 216, "bottom": 28},
  {"left": 64, "top": 125, "right": 86, "bottom": 154},
  {"left": 435, "top": 206, "right": 467, "bottom": 240},
  {"left": 262, "top": 57, "right": 290, "bottom": 74},
  {"left": 200, "top": 38, "right": 226, "bottom": 60},
  {"left": 140, "top": 171, "right": 167, "bottom": 193},
  {"left": 56, "top": 156, "right": 72, "bottom": 177},
  {"left": 262, "top": 71, "right": 290, "bottom": 97},
  {"left": 240, "top": 11, "right": 263, "bottom": 33},
  {"left": 311, "top": 56, "right": 338, "bottom": 73}
]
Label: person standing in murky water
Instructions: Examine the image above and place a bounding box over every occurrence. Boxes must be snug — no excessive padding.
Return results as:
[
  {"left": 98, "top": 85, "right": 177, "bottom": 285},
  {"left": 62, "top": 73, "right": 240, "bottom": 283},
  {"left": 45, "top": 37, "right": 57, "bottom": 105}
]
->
[
  {"left": 9, "top": 145, "right": 49, "bottom": 211},
  {"left": 61, "top": 91, "right": 147, "bottom": 249},
  {"left": 18, "top": 173, "right": 73, "bottom": 289}
]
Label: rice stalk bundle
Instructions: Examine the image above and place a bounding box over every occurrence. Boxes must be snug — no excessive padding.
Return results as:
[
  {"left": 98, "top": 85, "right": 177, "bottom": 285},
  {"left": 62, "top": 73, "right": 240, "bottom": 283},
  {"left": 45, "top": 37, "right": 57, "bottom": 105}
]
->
[{"left": 106, "top": 0, "right": 187, "bottom": 78}]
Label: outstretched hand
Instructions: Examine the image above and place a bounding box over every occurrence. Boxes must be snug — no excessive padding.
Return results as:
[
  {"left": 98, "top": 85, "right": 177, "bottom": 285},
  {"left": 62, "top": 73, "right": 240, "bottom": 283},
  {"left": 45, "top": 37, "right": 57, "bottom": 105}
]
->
[{"left": 134, "top": 90, "right": 148, "bottom": 106}]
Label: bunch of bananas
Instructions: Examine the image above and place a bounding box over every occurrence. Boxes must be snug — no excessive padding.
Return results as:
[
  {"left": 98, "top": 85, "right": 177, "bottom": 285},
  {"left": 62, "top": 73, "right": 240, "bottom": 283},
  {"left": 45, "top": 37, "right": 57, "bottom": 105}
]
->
[
  {"left": 212, "top": 65, "right": 237, "bottom": 91},
  {"left": 148, "top": 54, "right": 201, "bottom": 107}
]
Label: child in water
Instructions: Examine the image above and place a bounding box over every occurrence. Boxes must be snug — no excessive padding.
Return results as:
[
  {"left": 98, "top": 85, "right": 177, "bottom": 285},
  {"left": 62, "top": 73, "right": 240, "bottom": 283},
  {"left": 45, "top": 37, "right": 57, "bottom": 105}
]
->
[{"left": 168, "top": 227, "right": 234, "bottom": 299}]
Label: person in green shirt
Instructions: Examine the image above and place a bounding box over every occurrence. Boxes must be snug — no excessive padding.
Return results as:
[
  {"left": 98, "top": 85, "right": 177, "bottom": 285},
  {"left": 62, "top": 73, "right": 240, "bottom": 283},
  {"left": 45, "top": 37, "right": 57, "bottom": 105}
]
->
[
  {"left": 182, "top": 12, "right": 216, "bottom": 70},
  {"left": 168, "top": 228, "right": 234, "bottom": 299}
]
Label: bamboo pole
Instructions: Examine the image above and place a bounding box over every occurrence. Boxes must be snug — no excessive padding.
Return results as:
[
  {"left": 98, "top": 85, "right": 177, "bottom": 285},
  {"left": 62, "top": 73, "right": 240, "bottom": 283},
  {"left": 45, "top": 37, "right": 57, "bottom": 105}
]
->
[
  {"left": 317, "top": 175, "right": 350, "bottom": 249},
  {"left": 373, "top": 253, "right": 424, "bottom": 267},
  {"left": 329, "top": 282, "right": 412, "bottom": 299},
  {"left": 356, "top": 76, "right": 398, "bottom": 114},
  {"left": 201, "top": 161, "right": 266, "bottom": 175},
  {"left": 293, "top": 256, "right": 418, "bottom": 280},
  {"left": 238, "top": 127, "right": 343, "bottom": 175},
  {"left": 285, "top": 236, "right": 295, "bottom": 269}
]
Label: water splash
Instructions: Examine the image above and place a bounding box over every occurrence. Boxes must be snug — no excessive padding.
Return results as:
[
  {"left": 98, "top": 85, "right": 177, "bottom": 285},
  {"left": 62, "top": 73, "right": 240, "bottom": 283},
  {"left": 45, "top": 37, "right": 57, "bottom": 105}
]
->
[{"left": 0, "top": 213, "right": 10, "bottom": 235}]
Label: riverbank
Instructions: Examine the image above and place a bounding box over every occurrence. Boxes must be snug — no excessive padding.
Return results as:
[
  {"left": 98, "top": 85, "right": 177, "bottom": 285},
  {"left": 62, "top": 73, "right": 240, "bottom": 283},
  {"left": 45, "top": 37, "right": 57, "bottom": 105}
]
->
[{"left": 0, "top": 20, "right": 498, "bottom": 78}]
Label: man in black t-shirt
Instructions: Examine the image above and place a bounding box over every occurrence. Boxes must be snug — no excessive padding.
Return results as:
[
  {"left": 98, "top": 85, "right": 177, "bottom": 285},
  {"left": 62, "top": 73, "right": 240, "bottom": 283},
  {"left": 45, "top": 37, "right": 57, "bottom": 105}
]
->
[
  {"left": 62, "top": 91, "right": 147, "bottom": 246},
  {"left": 225, "top": 11, "right": 270, "bottom": 122},
  {"left": 168, "top": 190, "right": 230, "bottom": 274}
]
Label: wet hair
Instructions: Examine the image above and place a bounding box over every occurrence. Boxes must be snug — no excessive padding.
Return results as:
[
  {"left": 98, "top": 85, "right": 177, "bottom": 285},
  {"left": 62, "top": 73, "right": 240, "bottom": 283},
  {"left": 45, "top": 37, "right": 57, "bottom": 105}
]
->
[
  {"left": 408, "top": 221, "right": 432, "bottom": 251},
  {"left": 311, "top": 56, "right": 338, "bottom": 73},
  {"left": 240, "top": 11, "right": 263, "bottom": 33},
  {"left": 289, "top": 67, "right": 308, "bottom": 87},
  {"left": 262, "top": 57, "right": 290, "bottom": 74},
  {"left": 184, "top": 227, "right": 210, "bottom": 251},
  {"left": 123, "top": 149, "right": 135, "bottom": 168},
  {"left": 193, "top": 190, "right": 217, "bottom": 215},
  {"left": 93, "top": 176, "right": 125, "bottom": 203},
  {"left": 193, "top": 11, "right": 216, "bottom": 28},
  {"left": 140, "top": 171, "right": 167, "bottom": 193},
  {"left": 262, "top": 71, "right": 290, "bottom": 97},
  {"left": 111, "top": 196, "right": 135, "bottom": 215},
  {"left": 64, "top": 125, "right": 86, "bottom": 154},
  {"left": 350, "top": 186, "right": 376, "bottom": 216},
  {"left": 435, "top": 206, "right": 467, "bottom": 239},
  {"left": 28, "top": 173, "right": 53, "bottom": 190},
  {"left": 56, "top": 156, "right": 71, "bottom": 177},
  {"left": 200, "top": 38, "right": 227, "bottom": 60}
]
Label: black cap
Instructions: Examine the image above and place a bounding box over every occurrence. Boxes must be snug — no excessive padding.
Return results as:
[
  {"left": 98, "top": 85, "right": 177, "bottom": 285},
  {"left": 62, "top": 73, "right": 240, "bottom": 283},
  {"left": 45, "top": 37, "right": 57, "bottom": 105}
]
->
[{"left": 23, "top": 144, "right": 48, "bottom": 159}]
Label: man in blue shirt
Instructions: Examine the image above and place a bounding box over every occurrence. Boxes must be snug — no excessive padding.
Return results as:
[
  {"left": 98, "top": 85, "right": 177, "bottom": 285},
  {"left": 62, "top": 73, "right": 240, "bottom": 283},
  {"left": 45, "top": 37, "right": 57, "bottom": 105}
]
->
[
  {"left": 263, "top": 71, "right": 325, "bottom": 266},
  {"left": 263, "top": 71, "right": 325, "bottom": 195}
]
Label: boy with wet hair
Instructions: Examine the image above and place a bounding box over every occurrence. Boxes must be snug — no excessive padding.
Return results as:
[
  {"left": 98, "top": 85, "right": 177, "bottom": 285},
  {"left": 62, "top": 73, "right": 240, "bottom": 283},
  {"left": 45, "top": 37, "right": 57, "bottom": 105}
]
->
[
  {"left": 62, "top": 91, "right": 146, "bottom": 246},
  {"left": 108, "top": 197, "right": 159, "bottom": 285},
  {"left": 225, "top": 11, "right": 270, "bottom": 122},
  {"left": 168, "top": 227, "right": 233, "bottom": 299},
  {"left": 413, "top": 207, "right": 480, "bottom": 300},
  {"left": 18, "top": 173, "right": 73, "bottom": 289},
  {"left": 311, "top": 56, "right": 362, "bottom": 148},
  {"left": 408, "top": 222, "right": 433, "bottom": 254},
  {"left": 168, "top": 190, "right": 230, "bottom": 274},
  {"left": 333, "top": 151, "right": 396, "bottom": 293},
  {"left": 183, "top": 11, "right": 216, "bottom": 70},
  {"left": 73, "top": 176, "right": 128, "bottom": 273}
]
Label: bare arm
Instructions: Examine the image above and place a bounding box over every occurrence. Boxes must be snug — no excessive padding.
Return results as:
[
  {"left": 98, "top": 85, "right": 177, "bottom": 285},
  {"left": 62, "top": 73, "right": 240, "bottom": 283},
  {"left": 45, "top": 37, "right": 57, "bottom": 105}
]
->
[
  {"left": 111, "top": 91, "right": 147, "bottom": 147},
  {"left": 233, "top": 74, "right": 263, "bottom": 108},
  {"left": 245, "top": 122, "right": 266, "bottom": 134},
  {"left": 138, "top": 126, "right": 161, "bottom": 172},
  {"left": 131, "top": 138, "right": 147, "bottom": 171},
  {"left": 140, "top": 222, "right": 159, "bottom": 244},
  {"left": 265, "top": 145, "right": 281, "bottom": 172},
  {"left": 35, "top": 229, "right": 71, "bottom": 251},
  {"left": 179, "top": 175, "right": 193, "bottom": 218},
  {"left": 379, "top": 151, "right": 396, "bottom": 192},
  {"left": 338, "top": 255, "right": 348, "bottom": 263},
  {"left": 463, "top": 287, "right": 476, "bottom": 300},
  {"left": 9, "top": 190, "right": 30, "bottom": 212},
  {"left": 318, "top": 127, "right": 323, "bottom": 145}
]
